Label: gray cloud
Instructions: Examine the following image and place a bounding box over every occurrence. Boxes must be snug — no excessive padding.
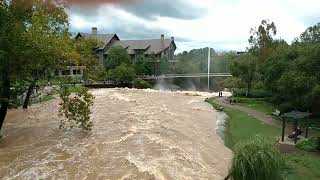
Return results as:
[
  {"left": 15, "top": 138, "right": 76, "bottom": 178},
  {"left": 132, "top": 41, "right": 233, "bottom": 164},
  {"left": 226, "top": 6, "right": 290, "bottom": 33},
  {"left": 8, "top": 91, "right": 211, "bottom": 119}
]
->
[
  {"left": 71, "top": 18, "right": 170, "bottom": 40},
  {"left": 122, "top": 0, "right": 207, "bottom": 20},
  {"left": 70, "top": 0, "right": 206, "bottom": 21}
]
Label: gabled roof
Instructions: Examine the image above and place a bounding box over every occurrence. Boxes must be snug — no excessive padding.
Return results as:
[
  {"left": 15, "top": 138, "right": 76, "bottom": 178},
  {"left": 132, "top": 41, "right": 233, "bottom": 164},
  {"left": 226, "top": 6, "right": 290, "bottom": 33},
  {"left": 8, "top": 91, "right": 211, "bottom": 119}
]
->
[
  {"left": 75, "top": 31, "right": 176, "bottom": 55},
  {"left": 109, "top": 39, "right": 175, "bottom": 55},
  {"left": 75, "top": 33, "right": 119, "bottom": 47}
]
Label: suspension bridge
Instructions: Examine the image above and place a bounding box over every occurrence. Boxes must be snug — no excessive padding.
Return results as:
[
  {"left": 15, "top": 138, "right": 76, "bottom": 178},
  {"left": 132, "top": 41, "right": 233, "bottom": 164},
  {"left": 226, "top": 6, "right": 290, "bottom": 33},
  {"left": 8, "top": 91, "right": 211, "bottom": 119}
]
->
[{"left": 140, "top": 73, "right": 232, "bottom": 80}]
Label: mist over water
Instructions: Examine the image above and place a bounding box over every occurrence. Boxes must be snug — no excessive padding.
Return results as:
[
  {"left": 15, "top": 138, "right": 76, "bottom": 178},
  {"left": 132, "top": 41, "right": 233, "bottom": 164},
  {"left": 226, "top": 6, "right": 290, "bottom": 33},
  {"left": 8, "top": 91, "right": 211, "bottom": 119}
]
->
[
  {"left": 0, "top": 88, "right": 232, "bottom": 179},
  {"left": 153, "top": 77, "right": 226, "bottom": 92}
]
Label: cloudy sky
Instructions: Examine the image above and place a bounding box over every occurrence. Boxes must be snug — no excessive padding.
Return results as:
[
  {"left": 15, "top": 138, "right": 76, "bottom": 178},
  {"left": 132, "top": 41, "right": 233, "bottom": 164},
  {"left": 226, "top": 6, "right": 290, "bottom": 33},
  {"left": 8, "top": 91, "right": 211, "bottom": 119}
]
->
[{"left": 69, "top": 0, "right": 320, "bottom": 53}]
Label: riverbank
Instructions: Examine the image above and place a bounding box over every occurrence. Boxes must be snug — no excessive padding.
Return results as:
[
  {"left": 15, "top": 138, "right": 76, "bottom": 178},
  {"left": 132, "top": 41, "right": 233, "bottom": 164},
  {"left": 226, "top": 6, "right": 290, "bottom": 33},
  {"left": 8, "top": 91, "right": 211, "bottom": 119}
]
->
[{"left": 207, "top": 98, "right": 320, "bottom": 180}]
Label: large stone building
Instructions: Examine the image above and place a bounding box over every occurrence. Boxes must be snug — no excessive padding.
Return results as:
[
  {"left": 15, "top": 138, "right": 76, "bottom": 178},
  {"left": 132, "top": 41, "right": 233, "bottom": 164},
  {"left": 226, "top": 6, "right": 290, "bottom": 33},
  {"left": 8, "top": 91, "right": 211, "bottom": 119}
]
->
[{"left": 75, "top": 27, "right": 177, "bottom": 73}]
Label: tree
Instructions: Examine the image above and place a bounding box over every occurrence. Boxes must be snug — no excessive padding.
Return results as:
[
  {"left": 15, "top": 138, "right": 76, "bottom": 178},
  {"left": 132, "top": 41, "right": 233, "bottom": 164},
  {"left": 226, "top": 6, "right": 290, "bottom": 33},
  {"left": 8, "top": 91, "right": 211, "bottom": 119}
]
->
[
  {"left": 259, "top": 41, "right": 290, "bottom": 93},
  {"left": 230, "top": 54, "right": 257, "bottom": 96},
  {"left": 59, "top": 86, "right": 95, "bottom": 131},
  {"left": 104, "top": 46, "right": 131, "bottom": 70},
  {"left": 106, "top": 63, "right": 136, "bottom": 84},
  {"left": 226, "top": 136, "right": 286, "bottom": 180},
  {"left": 75, "top": 38, "right": 104, "bottom": 81},
  {"left": 273, "top": 23, "right": 320, "bottom": 110},
  {"left": 300, "top": 23, "right": 320, "bottom": 43},
  {"left": 0, "top": 1, "right": 30, "bottom": 131},
  {"left": 133, "top": 57, "right": 152, "bottom": 76},
  {"left": 248, "top": 19, "right": 277, "bottom": 62},
  {"left": 0, "top": 0, "right": 75, "bottom": 132},
  {"left": 21, "top": 1, "right": 74, "bottom": 109},
  {"left": 159, "top": 57, "right": 170, "bottom": 74}
]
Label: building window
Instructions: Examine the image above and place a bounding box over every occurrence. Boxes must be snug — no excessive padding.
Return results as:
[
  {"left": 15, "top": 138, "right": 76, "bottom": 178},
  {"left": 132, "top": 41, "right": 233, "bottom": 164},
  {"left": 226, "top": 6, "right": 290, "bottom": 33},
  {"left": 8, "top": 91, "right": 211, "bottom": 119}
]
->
[
  {"left": 54, "top": 70, "right": 59, "bottom": 76},
  {"left": 62, "top": 70, "right": 70, "bottom": 76}
]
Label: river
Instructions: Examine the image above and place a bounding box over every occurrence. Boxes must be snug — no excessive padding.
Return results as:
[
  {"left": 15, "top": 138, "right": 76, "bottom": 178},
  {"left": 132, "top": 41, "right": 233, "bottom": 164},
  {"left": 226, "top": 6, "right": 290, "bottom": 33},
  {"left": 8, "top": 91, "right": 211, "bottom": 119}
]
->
[{"left": 0, "top": 88, "right": 232, "bottom": 180}]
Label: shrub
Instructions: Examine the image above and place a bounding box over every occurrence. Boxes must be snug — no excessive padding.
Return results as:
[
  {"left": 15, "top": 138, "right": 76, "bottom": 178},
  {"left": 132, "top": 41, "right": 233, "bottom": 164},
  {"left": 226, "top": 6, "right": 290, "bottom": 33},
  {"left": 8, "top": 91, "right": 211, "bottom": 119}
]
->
[
  {"left": 106, "top": 63, "right": 136, "bottom": 84},
  {"left": 233, "top": 88, "right": 272, "bottom": 98},
  {"left": 296, "top": 137, "right": 320, "bottom": 152},
  {"left": 58, "top": 86, "right": 95, "bottom": 131},
  {"left": 133, "top": 79, "right": 151, "bottom": 89},
  {"left": 227, "top": 136, "right": 286, "bottom": 180}
]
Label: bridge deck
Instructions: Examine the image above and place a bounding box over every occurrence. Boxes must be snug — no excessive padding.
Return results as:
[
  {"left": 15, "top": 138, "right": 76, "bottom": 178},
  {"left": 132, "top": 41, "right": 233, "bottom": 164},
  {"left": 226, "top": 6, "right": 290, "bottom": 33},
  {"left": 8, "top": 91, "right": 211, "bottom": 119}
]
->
[{"left": 140, "top": 73, "right": 232, "bottom": 80}]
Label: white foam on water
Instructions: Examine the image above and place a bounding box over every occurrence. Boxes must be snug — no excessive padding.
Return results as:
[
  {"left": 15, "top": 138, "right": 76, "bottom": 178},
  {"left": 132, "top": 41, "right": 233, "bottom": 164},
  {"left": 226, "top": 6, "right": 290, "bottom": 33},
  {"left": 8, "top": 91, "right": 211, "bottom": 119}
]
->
[{"left": 1, "top": 88, "right": 232, "bottom": 179}]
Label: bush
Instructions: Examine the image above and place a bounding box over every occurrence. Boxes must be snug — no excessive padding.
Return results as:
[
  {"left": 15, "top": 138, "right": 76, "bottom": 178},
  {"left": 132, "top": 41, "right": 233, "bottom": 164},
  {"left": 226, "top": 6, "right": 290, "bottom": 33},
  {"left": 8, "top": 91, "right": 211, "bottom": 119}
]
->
[
  {"left": 133, "top": 79, "right": 151, "bottom": 89},
  {"left": 106, "top": 63, "right": 136, "bottom": 84},
  {"left": 227, "top": 136, "right": 286, "bottom": 180},
  {"left": 233, "top": 88, "right": 272, "bottom": 98},
  {"left": 296, "top": 137, "right": 320, "bottom": 152},
  {"left": 58, "top": 86, "right": 95, "bottom": 131},
  {"left": 278, "top": 102, "right": 294, "bottom": 113}
]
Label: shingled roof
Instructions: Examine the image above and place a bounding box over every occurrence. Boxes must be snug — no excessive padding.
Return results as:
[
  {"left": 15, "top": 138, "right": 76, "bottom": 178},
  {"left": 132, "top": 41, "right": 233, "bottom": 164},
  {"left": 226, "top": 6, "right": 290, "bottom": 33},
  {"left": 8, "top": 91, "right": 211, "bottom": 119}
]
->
[
  {"left": 75, "top": 29, "right": 176, "bottom": 55},
  {"left": 75, "top": 32, "right": 119, "bottom": 47},
  {"left": 108, "top": 39, "right": 174, "bottom": 55}
]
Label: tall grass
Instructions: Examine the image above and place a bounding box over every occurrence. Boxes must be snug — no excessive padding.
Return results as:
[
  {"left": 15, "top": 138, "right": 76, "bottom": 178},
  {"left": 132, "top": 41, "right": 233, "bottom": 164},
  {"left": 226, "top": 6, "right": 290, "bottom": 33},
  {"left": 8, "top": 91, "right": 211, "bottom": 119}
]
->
[{"left": 227, "top": 136, "right": 286, "bottom": 180}]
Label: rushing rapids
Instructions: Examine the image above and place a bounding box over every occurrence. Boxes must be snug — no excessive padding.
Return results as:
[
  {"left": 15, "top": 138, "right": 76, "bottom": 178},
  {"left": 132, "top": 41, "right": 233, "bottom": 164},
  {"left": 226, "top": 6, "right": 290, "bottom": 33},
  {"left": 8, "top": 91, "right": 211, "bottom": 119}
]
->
[{"left": 0, "top": 88, "right": 232, "bottom": 179}]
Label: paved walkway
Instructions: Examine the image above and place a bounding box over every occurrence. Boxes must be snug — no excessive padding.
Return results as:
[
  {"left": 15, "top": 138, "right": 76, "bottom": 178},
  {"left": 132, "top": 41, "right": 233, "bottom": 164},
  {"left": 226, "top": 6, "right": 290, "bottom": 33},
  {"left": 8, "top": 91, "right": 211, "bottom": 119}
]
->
[{"left": 212, "top": 96, "right": 282, "bottom": 128}]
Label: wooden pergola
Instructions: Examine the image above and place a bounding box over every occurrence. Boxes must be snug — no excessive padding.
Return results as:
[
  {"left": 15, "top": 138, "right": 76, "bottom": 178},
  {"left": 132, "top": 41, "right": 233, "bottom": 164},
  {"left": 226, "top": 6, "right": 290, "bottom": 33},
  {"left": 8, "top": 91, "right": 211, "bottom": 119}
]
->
[{"left": 281, "top": 111, "right": 312, "bottom": 144}]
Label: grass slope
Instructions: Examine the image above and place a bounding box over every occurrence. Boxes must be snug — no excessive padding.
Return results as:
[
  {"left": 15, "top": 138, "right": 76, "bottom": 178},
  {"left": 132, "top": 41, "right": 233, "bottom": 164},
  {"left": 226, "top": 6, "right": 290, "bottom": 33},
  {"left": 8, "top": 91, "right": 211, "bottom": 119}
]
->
[
  {"left": 223, "top": 107, "right": 280, "bottom": 149},
  {"left": 208, "top": 99, "right": 320, "bottom": 180},
  {"left": 235, "top": 97, "right": 276, "bottom": 114}
]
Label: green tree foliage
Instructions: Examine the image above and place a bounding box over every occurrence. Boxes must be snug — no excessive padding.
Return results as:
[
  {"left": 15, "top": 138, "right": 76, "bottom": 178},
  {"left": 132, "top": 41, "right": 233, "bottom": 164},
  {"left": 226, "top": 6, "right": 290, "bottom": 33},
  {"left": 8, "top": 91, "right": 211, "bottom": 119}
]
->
[
  {"left": 227, "top": 136, "right": 285, "bottom": 180},
  {"left": 300, "top": 23, "right": 320, "bottom": 43},
  {"left": 259, "top": 40, "right": 290, "bottom": 93},
  {"left": 106, "top": 63, "right": 136, "bottom": 84},
  {"left": 104, "top": 46, "right": 131, "bottom": 70},
  {"left": 175, "top": 48, "right": 233, "bottom": 74},
  {"left": 133, "top": 57, "right": 152, "bottom": 76},
  {"left": 249, "top": 19, "right": 277, "bottom": 61},
  {"left": 0, "top": 0, "right": 76, "bottom": 132},
  {"left": 232, "top": 20, "right": 320, "bottom": 112},
  {"left": 74, "top": 37, "right": 101, "bottom": 68},
  {"left": 58, "top": 87, "right": 95, "bottom": 131},
  {"left": 21, "top": 1, "right": 75, "bottom": 109},
  {"left": 159, "top": 57, "right": 170, "bottom": 74},
  {"left": 230, "top": 54, "right": 257, "bottom": 96},
  {"left": 75, "top": 38, "right": 104, "bottom": 81},
  {"left": 133, "top": 79, "right": 152, "bottom": 89}
]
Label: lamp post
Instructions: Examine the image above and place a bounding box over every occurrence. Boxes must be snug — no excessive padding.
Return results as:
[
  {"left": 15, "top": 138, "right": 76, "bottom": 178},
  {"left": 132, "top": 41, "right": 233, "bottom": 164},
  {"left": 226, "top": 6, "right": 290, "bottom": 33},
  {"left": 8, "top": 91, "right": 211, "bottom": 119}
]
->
[{"left": 207, "top": 47, "right": 211, "bottom": 92}]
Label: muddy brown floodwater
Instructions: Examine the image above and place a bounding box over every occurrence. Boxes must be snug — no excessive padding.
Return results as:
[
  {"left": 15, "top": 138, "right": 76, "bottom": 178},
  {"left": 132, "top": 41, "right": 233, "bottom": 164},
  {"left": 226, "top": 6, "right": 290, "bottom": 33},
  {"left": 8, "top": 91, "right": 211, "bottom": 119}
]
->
[{"left": 0, "top": 88, "right": 232, "bottom": 180}]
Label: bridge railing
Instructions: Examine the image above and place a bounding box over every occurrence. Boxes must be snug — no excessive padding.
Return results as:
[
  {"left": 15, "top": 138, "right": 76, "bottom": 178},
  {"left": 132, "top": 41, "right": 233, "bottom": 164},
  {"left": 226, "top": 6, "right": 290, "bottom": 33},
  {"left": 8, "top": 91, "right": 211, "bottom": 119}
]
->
[{"left": 139, "top": 73, "right": 232, "bottom": 80}]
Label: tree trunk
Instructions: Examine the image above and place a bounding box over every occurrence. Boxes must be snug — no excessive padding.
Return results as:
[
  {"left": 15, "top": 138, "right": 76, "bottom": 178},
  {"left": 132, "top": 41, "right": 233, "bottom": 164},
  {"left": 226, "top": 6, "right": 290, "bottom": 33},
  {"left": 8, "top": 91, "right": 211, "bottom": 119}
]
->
[
  {"left": 0, "top": 100, "right": 9, "bottom": 133},
  {"left": 23, "top": 80, "right": 36, "bottom": 109},
  {"left": 0, "top": 72, "right": 10, "bottom": 132},
  {"left": 224, "top": 173, "right": 231, "bottom": 180},
  {"left": 246, "top": 82, "right": 251, "bottom": 97}
]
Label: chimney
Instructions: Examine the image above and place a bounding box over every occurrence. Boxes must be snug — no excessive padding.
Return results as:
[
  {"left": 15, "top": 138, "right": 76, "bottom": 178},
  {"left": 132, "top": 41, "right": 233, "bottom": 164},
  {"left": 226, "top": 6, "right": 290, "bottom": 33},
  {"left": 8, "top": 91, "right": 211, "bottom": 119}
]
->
[
  {"left": 92, "top": 27, "right": 97, "bottom": 35},
  {"left": 161, "top": 34, "right": 165, "bottom": 49}
]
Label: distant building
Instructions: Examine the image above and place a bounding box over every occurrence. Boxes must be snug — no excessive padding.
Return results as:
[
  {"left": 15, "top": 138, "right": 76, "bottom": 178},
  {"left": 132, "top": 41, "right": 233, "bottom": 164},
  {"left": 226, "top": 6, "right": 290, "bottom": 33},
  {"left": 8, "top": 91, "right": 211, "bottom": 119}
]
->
[{"left": 75, "top": 27, "right": 177, "bottom": 73}]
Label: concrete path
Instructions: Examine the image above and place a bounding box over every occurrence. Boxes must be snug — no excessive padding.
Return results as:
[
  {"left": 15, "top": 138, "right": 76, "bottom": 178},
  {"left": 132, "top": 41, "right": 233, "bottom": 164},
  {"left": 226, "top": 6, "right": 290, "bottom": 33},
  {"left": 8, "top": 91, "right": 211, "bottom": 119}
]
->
[{"left": 212, "top": 97, "right": 282, "bottom": 128}]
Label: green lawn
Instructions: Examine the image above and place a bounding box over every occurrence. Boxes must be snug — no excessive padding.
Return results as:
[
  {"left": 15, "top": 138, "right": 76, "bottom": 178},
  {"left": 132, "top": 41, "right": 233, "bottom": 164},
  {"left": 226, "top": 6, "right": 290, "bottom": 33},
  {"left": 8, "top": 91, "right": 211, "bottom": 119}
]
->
[
  {"left": 235, "top": 97, "right": 276, "bottom": 114},
  {"left": 235, "top": 97, "right": 320, "bottom": 127},
  {"left": 285, "top": 153, "right": 320, "bottom": 180},
  {"left": 208, "top": 99, "right": 320, "bottom": 180},
  {"left": 223, "top": 106, "right": 280, "bottom": 149}
]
